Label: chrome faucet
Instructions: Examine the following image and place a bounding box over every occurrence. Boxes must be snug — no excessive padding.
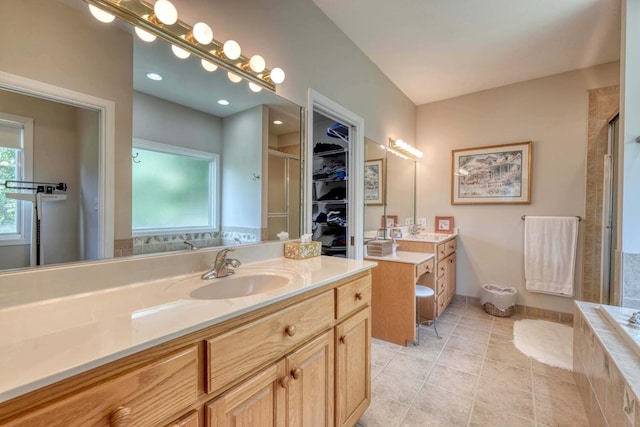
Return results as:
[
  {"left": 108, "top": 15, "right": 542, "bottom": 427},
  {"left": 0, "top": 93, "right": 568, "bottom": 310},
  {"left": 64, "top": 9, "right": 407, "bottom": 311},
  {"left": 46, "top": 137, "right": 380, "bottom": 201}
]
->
[
  {"left": 201, "top": 247, "right": 241, "bottom": 280},
  {"left": 183, "top": 240, "right": 199, "bottom": 250},
  {"left": 410, "top": 224, "right": 424, "bottom": 235}
]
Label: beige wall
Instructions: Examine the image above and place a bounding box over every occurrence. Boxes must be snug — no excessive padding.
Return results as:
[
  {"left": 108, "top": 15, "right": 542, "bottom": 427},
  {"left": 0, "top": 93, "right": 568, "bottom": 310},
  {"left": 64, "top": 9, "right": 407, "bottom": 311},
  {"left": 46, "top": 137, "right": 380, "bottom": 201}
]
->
[{"left": 416, "top": 62, "right": 620, "bottom": 313}]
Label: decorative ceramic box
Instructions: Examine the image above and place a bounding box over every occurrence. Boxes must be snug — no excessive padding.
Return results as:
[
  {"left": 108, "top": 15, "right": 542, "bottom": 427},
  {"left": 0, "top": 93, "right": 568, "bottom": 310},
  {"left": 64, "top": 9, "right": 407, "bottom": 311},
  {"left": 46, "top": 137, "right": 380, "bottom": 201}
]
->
[{"left": 284, "top": 241, "right": 322, "bottom": 260}]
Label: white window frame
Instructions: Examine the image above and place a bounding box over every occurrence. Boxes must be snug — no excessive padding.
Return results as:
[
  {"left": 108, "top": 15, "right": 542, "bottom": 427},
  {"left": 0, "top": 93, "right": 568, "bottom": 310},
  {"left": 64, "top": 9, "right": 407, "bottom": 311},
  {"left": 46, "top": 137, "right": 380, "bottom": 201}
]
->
[
  {"left": 132, "top": 138, "right": 220, "bottom": 236},
  {"left": 0, "top": 112, "right": 33, "bottom": 246}
]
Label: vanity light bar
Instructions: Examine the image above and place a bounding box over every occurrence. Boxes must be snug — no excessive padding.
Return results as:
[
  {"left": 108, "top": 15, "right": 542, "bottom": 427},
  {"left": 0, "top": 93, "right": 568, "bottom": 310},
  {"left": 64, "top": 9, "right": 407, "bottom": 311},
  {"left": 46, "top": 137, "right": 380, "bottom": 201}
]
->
[
  {"left": 388, "top": 138, "right": 423, "bottom": 160},
  {"left": 84, "top": 0, "right": 284, "bottom": 92}
]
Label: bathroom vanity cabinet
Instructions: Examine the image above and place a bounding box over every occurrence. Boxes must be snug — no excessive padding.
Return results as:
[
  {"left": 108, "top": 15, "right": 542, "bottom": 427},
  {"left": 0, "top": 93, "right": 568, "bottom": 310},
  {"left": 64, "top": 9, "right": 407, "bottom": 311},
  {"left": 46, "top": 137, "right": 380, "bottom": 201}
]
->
[
  {"left": 399, "top": 236, "right": 457, "bottom": 320},
  {"left": 0, "top": 272, "right": 372, "bottom": 427},
  {"left": 365, "top": 251, "right": 435, "bottom": 346}
]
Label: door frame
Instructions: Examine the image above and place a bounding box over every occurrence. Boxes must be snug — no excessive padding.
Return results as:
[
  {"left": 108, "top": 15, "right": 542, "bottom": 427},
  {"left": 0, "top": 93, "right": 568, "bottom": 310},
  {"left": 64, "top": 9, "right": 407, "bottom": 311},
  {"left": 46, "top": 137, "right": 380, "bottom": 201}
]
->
[
  {"left": 0, "top": 70, "right": 115, "bottom": 259},
  {"left": 306, "top": 89, "right": 364, "bottom": 260}
]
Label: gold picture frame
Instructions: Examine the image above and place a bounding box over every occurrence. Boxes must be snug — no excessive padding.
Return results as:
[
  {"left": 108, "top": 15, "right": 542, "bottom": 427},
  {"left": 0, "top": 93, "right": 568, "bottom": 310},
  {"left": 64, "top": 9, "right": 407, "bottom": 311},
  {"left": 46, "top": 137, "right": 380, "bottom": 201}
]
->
[{"left": 451, "top": 141, "right": 532, "bottom": 205}]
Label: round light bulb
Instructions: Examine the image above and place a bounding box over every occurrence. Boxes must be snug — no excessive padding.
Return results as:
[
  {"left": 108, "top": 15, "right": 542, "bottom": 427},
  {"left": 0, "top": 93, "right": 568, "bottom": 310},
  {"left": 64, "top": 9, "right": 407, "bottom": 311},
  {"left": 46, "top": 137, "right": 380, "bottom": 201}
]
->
[
  {"left": 248, "top": 82, "right": 262, "bottom": 92},
  {"left": 201, "top": 59, "right": 218, "bottom": 72},
  {"left": 135, "top": 27, "right": 157, "bottom": 42},
  {"left": 218, "top": 99, "right": 230, "bottom": 106},
  {"left": 171, "top": 45, "right": 191, "bottom": 59},
  {"left": 273, "top": 120, "right": 283, "bottom": 125},
  {"left": 227, "top": 72, "right": 242, "bottom": 83},
  {"left": 192, "top": 22, "right": 213, "bottom": 45},
  {"left": 223, "top": 40, "right": 241, "bottom": 60},
  {"left": 248, "top": 55, "right": 266, "bottom": 73},
  {"left": 89, "top": 5, "right": 115, "bottom": 23},
  {"left": 270, "top": 67, "right": 285, "bottom": 84},
  {"left": 154, "top": 0, "right": 178, "bottom": 25}
]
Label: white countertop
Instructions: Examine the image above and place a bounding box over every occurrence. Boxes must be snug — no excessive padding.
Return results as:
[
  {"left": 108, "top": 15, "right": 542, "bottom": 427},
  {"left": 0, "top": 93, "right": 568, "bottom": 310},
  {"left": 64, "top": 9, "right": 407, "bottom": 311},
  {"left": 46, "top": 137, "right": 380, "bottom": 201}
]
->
[
  {"left": 365, "top": 250, "right": 435, "bottom": 264},
  {"left": 0, "top": 256, "right": 376, "bottom": 403},
  {"left": 396, "top": 233, "right": 457, "bottom": 243}
]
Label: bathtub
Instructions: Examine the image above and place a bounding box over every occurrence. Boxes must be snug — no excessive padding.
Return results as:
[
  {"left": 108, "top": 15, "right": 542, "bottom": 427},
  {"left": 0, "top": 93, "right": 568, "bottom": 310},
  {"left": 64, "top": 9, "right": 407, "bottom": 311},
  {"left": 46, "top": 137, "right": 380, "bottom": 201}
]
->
[{"left": 599, "top": 304, "right": 640, "bottom": 359}]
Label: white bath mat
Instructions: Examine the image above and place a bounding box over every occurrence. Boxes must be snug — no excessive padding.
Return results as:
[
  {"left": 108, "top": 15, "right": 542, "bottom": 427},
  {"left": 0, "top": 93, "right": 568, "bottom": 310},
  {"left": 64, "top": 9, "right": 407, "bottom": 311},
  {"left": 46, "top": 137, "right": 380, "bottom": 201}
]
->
[{"left": 513, "top": 319, "right": 573, "bottom": 371}]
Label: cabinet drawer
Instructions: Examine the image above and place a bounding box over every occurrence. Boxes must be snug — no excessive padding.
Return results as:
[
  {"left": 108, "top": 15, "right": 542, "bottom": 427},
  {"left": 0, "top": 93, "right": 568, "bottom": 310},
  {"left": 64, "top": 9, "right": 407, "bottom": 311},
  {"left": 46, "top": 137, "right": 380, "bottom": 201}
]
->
[
  {"left": 436, "top": 239, "right": 456, "bottom": 260},
  {"left": 443, "top": 239, "right": 456, "bottom": 258},
  {"left": 9, "top": 346, "right": 199, "bottom": 427},
  {"left": 336, "top": 276, "right": 371, "bottom": 319},
  {"left": 206, "top": 290, "right": 334, "bottom": 394},
  {"left": 415, "top": 258, "right": 434, "bottom": 277},
  {"left": 437, "top": 260, "right": 446, "bottom": 279},
  {"left": 436, "top": 275, "right": 447, "bottom": 295}
]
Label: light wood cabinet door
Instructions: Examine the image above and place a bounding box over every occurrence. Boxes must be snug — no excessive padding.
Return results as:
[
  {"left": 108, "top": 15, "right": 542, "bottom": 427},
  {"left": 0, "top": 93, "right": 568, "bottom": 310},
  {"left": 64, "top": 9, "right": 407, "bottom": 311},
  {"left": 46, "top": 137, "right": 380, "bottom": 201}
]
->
[
  {"left": 168, "top": 410, "right": 199, "bottom": 427},
  {"left": 446, "top": 253, "right": 457, "bottom": 302},
  {"left": 335, "top": 308, "right": 371, "bottom": 427},
  {"left": 206, "top": 290, "right": 334, "bottom": 394},
  {"left": 206, "top": 360, "right": 287, "bottom": 427},
  {"left": 287, "top": 330, "right": 335, "bottom": 427}
]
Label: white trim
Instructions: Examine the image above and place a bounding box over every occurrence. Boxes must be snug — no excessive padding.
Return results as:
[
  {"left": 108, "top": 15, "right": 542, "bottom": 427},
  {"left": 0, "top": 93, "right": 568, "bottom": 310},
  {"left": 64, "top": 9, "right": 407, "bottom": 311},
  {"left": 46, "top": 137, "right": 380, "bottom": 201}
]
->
[
  {"left": 0, "top": 70, "right": 115, "bottom": 259},
  {"left": 0, "top": 112, "right": 33, "bottom": 246},
  {"left": 132, "top": 138, "right": 220, "bottom": 234},
  {"left": 306, "top": 89, "right": 365, "bottom": 260}
]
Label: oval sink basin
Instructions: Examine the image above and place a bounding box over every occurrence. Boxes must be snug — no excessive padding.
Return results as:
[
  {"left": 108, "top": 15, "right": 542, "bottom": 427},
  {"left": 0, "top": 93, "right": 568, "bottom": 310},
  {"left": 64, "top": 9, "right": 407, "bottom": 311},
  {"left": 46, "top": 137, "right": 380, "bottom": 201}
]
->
[{"left": 189, "top": 273, "right": 290, "bottom": 300}]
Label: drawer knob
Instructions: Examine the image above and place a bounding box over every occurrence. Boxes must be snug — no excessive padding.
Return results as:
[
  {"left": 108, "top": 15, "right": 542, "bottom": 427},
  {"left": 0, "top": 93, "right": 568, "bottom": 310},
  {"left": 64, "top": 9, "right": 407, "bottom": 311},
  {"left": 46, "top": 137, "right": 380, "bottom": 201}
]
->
[
  {"left": 355, "top": 292, "right": 363, "bottom": 300},
  {"left": 280, "top": 376, "right": 291, "bottom": 389},
  {"left": 339, "top": 335, "right": 347, "bottom": 344},
  {"left": 449, "top": 244, "right": 455, "bottom": 249},
  {"left": 110, "top": 406, "right": 132, "bottom": 427},
  {"left": 291, "top": 368, "right": 302, "bottom": 380},
  {"left": 285, "top": 325, "right": 297, "bottom": 337}
]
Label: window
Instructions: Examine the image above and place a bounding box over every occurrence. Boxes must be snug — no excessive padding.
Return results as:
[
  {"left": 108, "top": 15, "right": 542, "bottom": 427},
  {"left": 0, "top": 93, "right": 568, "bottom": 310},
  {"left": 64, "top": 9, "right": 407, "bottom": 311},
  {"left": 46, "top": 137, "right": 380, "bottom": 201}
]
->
[
  {"left": 0, "top": 113, "right": 32, "bottom": 245},
  {"left": 132, "top": 139, "right": 219, "bottom": 234}
]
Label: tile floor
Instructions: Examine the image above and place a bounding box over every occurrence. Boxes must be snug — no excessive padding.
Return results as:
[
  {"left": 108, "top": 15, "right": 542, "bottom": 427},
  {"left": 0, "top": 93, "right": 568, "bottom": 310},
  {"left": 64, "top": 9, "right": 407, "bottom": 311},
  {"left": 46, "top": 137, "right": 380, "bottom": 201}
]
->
[{"left": 358, "top": 300, "right": 589, "bottom": 427}]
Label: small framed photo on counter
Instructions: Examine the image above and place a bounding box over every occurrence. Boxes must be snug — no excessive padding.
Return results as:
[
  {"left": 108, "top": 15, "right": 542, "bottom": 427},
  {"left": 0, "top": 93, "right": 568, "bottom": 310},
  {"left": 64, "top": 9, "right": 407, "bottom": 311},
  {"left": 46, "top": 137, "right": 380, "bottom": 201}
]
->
[{"left": 435, "top": 216, "right": 454, "bottom": 233}]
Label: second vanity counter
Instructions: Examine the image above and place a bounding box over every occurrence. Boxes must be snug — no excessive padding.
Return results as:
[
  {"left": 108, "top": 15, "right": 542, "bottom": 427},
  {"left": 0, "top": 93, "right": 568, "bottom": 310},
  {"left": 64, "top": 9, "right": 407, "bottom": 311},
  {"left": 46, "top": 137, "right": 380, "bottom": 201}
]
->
[
  {"left": 365, "top": 251, "right": 436, "bottom": 346},
  {"left": 0, "top": 255, "right": 375, "bottom": 406}
]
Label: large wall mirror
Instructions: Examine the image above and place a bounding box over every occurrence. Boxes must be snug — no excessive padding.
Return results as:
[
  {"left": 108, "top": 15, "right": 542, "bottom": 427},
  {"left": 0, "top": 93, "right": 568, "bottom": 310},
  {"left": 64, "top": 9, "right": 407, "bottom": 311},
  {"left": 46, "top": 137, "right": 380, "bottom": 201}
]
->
[
  {"left": 364, "top": 138, "right": 416, "bottom": 240},
  {"left": 0, "top": 0, "right": 302, "bottom": 272}
]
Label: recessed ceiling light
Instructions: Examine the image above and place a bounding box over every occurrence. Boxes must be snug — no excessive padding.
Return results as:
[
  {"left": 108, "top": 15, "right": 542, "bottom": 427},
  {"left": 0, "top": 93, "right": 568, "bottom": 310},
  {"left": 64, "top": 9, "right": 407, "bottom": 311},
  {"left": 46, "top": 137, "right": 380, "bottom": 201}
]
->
[
  {"left": 273, "top": 120, "right": 283, "bottom": 125},
  {"left": 218, "top": 99, "right": 230, "bottom": 106},
  {"left": 146, "top": 72, "right": 163, "bottom": 81}
]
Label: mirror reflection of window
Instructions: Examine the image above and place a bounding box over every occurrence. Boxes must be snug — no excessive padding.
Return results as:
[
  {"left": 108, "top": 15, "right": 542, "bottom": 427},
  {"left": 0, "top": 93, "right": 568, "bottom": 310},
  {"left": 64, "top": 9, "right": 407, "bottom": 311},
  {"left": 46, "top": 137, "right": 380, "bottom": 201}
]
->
[
  {"left": 0, "top": 114, "right": 32, "bottom": 244},
  {"left": 132, "top": 140, "right": 219, "bottom": 233}
]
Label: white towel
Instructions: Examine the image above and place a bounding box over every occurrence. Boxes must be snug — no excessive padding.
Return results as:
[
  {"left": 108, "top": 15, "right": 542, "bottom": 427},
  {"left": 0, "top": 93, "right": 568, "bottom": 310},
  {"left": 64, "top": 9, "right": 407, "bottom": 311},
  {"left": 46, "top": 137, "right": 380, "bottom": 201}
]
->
[{"left": 524, "top": 216, "right": 578, "bottom": 297}]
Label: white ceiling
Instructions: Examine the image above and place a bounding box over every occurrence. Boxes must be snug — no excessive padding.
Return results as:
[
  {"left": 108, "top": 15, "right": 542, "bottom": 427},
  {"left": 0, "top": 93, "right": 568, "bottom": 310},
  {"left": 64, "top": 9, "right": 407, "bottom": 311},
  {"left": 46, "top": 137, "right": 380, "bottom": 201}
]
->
[{"left": 312, "top": 0, "right": 621, "bottom": 105}]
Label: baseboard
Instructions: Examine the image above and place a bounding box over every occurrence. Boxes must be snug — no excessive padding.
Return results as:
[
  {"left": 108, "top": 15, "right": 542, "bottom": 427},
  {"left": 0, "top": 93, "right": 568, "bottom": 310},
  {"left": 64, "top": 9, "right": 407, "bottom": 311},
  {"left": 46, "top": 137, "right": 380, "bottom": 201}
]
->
[{"left": 454, "top": 294, "right": 574, "bottom": 324}]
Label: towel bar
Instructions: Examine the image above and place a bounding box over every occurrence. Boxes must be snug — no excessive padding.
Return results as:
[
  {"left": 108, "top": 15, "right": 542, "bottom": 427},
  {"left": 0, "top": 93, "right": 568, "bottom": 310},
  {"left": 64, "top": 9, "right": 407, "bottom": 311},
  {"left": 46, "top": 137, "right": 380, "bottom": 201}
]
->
[{"left": 521, "top": 215, "right": 581, "bottom": 221}]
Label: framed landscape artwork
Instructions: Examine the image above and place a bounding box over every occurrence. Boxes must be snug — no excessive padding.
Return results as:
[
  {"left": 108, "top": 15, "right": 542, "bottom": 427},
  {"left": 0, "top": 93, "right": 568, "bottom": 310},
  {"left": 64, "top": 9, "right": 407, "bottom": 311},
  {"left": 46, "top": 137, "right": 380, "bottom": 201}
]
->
[
  {"left": 364, "top": 158, "right": 384, "bottom": 205},
  {"left": 451, "top": 141, "right": 532, "bottom": 205}
]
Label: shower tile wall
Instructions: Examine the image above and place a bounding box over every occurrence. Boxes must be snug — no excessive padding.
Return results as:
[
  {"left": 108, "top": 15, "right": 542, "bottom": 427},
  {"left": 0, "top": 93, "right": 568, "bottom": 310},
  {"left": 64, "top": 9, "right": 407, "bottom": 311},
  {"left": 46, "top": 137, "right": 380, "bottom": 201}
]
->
[
  {"left": 582, "top": 85, "right": 619, "bottom": 303},
  {"left": 622, "top": 253, "right": 640, "bottom": 309}
]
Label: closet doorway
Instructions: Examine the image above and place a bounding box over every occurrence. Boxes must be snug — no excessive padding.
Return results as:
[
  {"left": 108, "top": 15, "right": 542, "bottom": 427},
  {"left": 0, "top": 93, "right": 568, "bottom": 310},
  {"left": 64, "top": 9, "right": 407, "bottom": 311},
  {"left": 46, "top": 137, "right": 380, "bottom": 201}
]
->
[{"left": 306, "top": 90, "right": 364, "bottom": 259}]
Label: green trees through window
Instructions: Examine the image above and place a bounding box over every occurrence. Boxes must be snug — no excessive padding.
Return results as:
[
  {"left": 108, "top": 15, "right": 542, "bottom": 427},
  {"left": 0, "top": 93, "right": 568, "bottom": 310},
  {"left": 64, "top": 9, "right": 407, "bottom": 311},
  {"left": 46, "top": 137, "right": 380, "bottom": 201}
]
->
[{"left": 0, "top": 147, "right": 19, "bottom": 235}]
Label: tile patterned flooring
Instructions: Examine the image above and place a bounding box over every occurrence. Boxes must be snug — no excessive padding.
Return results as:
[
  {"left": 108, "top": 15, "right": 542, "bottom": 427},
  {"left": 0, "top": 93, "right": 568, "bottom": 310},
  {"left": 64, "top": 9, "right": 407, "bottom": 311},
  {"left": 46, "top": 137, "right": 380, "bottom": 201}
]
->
[{"left": 358, "top": 300, "right": 589, "bottom": 427}]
